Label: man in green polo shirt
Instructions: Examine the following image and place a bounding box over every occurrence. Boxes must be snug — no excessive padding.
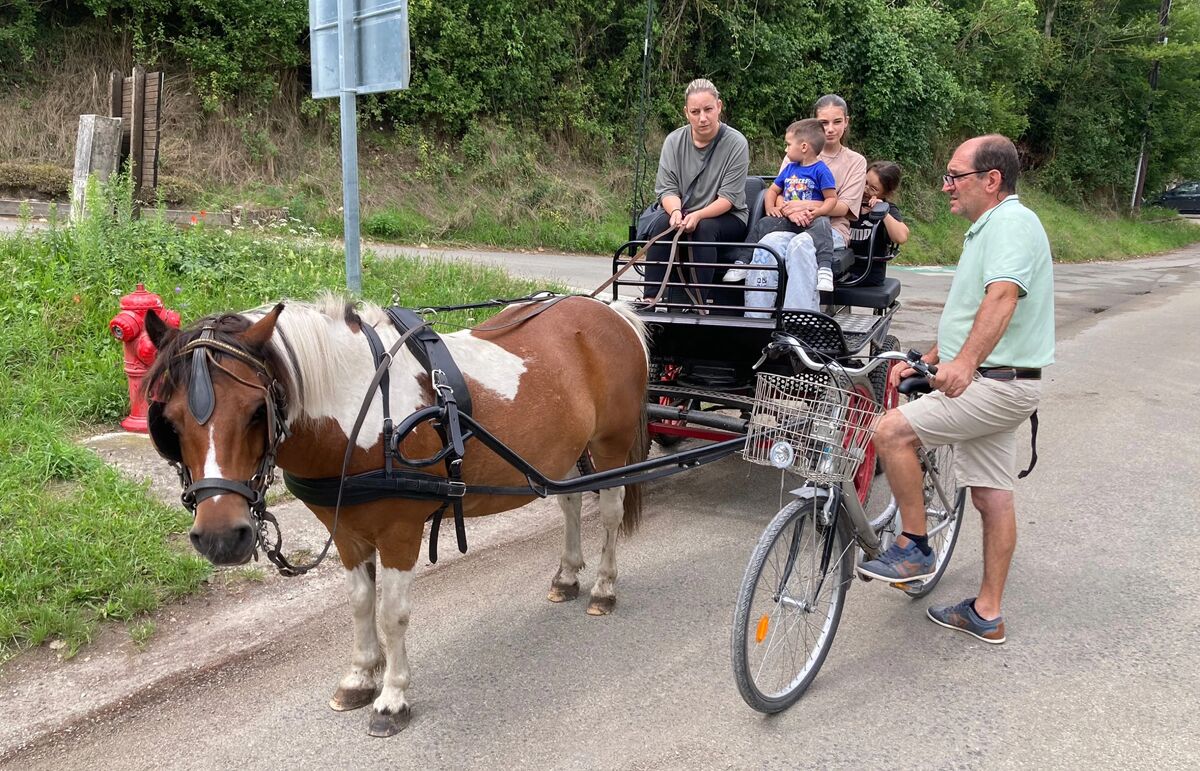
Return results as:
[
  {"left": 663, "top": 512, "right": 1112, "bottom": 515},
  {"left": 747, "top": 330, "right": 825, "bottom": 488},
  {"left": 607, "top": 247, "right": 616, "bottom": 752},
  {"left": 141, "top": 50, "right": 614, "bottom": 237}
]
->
[{"left": 859, "top": 134, "right": 1054, "bottom": 644}]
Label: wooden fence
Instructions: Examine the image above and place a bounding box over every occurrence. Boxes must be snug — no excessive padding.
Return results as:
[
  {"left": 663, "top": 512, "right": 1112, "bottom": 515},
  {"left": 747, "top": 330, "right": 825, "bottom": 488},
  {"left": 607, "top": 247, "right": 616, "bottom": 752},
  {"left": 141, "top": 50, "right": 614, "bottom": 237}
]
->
[{"left": 109, "top": 66, "right": 164, "bottom": 198}]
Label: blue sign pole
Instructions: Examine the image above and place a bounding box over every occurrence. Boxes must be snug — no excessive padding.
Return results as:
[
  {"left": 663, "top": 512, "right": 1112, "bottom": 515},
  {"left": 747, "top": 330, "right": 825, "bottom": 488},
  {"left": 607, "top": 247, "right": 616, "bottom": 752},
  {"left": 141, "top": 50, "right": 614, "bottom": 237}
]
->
[
  {"left": 337, "top": 0, "right": 362, "bottom": 295},
  {"left": 311, "top": 0, "right": 409, "bottom": 294}
]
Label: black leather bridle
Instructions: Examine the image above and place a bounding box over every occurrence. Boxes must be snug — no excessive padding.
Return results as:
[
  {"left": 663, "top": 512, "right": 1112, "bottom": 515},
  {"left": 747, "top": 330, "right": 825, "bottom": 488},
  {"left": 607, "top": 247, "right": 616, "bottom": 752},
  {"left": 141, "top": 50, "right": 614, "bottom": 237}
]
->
[{"left": 148, "top": 326, "right": 291, "bottom": 566}]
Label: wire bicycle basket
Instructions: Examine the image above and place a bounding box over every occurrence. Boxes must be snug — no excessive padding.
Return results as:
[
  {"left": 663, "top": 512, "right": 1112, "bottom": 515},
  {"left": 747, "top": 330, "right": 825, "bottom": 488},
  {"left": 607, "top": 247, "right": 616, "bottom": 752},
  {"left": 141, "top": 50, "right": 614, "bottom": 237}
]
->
[{"left": 744, "top": 372, "right": 883, "bottom": 484}]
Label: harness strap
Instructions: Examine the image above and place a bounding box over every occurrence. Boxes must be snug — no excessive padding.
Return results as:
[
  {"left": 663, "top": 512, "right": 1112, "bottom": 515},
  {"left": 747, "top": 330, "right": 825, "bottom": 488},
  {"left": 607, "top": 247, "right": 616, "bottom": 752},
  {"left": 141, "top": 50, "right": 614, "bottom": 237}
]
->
[
  {"left": 270, "top": 320, "right": 429, "bottom": 577},
  {"left": 387, "top": 306, "right": 473, "bottom": 417},
  {"left": 1018, "top": 410, "right": 1039, "bottom": 479}
]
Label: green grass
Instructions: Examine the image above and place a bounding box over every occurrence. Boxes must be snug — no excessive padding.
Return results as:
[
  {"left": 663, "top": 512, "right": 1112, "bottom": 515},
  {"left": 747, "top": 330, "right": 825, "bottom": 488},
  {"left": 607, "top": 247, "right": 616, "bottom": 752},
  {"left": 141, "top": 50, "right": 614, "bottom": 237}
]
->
[{"left": 0, "top": 177, "right": 548, "bottom": 661}]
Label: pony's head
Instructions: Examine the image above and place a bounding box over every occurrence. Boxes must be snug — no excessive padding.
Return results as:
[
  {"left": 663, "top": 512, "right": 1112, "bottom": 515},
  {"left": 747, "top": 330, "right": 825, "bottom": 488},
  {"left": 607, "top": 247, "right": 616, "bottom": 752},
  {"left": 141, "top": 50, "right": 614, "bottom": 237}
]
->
[{"left": 143, "top": 304, "right": 293, "bottom": 565}]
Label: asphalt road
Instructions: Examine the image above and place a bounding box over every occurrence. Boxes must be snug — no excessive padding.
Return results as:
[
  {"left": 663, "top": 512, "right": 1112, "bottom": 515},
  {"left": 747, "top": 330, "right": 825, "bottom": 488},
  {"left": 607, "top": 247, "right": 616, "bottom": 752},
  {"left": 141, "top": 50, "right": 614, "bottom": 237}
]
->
[{"left": 2, "top": 229, "right": 1199, "bottom": 768}]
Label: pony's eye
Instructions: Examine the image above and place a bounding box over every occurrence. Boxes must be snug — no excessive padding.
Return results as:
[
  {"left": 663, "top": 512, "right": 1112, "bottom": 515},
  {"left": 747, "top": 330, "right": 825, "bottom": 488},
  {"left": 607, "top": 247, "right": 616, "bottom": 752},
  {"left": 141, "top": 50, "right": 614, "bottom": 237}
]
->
[{"left": 250, "top": 405, "right": 268, "bottom": 424}]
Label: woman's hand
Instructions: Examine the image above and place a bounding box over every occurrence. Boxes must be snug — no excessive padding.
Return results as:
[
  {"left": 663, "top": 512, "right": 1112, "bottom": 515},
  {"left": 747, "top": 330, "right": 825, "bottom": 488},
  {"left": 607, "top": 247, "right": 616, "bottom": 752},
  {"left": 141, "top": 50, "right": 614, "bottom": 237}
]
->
[
  {"left": 669, "top": 208, "right": 684, "bottom": 230},
  {"left": 680, "top": 211, "right": 705, "bottom": 233}
]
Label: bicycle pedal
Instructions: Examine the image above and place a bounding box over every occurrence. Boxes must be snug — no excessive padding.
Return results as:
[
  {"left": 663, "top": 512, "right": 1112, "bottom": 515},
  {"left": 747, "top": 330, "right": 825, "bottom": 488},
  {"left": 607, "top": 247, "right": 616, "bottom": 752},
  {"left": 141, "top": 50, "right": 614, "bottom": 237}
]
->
[{"left": 890, "top": 580, "right": 923, "bottom": 591}]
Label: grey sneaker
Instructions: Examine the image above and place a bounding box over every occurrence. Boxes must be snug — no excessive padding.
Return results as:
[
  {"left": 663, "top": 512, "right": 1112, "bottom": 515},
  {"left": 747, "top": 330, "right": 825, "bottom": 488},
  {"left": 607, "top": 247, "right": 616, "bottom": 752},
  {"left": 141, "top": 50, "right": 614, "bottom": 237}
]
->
[
  {"left": 857, "top": 540, "right": 936, "bottom": 583},
  {"left": 927, "top": 597, "right": 1006, "bottom": 644}
]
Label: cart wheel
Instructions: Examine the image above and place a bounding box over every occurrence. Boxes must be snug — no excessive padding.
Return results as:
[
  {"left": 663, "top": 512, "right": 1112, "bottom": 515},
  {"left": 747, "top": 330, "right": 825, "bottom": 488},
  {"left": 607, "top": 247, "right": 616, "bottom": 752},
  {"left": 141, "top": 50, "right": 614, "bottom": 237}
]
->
[
  {"left": 849, "top": 384, "right": 878, "bottom": 504},
  {"left": 731, "top": 499, "right": 852, "bottom": 713},
  {"left": 869, "top": 335, "right": 901, "bottom": 407}
]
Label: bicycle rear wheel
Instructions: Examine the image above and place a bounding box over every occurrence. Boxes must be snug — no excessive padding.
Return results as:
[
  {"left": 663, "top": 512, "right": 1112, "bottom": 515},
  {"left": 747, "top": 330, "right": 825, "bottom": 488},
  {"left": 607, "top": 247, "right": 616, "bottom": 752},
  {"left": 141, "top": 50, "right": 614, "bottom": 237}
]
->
[
  {"left": 902, "top": 444, "right": 966, "bottom": 598},
  {"left": 731, "top": 498, "right": 854, "bottom": 713}
]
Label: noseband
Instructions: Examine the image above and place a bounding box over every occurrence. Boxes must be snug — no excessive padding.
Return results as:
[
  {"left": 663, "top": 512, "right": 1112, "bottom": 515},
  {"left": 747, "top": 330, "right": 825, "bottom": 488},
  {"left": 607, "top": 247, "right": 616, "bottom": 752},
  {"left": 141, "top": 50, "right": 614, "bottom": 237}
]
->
[{"left": 151, "top": 326, "right": 289, "bottom": 561}]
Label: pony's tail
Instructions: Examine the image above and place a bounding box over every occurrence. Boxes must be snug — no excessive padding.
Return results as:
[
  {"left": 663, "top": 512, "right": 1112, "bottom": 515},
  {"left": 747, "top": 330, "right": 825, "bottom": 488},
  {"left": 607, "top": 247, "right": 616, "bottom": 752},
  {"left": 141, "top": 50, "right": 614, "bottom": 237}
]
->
[{"left": 620, "top": 396, "right": 649, "bottom": 536}]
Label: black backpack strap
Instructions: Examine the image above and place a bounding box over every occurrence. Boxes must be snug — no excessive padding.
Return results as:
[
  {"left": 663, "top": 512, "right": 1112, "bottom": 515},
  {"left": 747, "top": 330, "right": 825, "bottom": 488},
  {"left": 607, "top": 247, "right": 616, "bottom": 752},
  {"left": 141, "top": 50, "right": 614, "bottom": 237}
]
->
[
  {"left": 681, "top": 124, "right": 725, "bottom": 211},
  {"left": 1017, "top": 410, "right": 1038, "bottom": 479}
]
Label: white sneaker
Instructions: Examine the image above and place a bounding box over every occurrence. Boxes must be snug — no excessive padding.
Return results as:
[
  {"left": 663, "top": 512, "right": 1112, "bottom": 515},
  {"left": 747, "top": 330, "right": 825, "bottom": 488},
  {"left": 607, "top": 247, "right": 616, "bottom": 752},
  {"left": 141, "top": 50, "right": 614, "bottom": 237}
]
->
[
  {"left": 722, "top": 266, "right": 748, "bottom": 283},
  {"left": 816, "top": 267, "right": 834, "bottom": 292}
]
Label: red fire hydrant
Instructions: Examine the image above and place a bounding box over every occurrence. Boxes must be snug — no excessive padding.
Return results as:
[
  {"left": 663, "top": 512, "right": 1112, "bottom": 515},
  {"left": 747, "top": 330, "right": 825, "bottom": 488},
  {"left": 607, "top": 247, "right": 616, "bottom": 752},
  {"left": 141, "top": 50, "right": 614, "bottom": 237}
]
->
[{"left": 109, "top": 284, "right": 181, "bottom": 432}]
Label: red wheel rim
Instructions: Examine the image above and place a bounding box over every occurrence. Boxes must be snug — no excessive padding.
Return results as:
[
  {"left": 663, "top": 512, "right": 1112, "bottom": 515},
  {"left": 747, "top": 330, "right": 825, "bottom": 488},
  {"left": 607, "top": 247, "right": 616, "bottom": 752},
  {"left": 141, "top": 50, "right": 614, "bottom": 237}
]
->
[{"left": 851, "top": 385, "right": 877, "bottom": 504}]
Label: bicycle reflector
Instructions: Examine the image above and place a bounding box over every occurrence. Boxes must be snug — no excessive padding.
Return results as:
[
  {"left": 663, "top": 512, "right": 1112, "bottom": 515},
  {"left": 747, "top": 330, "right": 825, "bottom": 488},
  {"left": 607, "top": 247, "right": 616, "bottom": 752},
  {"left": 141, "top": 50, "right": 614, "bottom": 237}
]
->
[{"left": 756, "top": 614, "right": 770, "bottom": 644}]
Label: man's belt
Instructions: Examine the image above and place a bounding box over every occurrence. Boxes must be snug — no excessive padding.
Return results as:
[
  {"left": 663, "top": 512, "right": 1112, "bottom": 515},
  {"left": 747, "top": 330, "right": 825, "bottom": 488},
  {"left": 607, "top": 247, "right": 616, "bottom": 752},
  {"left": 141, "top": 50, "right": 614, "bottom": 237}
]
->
[{"left": 977, "top": 367, "right": 1041, "bottom": 381}]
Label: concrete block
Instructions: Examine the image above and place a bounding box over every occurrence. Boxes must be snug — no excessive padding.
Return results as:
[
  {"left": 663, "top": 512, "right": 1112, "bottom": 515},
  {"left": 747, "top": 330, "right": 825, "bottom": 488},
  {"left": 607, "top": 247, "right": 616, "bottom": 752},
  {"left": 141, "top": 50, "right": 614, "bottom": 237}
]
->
[{"left": 70, "top": 115, "right": 123, "bottom": 222}]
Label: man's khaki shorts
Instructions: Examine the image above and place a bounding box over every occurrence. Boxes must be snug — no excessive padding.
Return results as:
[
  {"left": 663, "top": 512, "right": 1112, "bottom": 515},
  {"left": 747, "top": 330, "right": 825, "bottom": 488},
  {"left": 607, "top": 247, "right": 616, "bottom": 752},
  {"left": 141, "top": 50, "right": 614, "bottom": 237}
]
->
[{"left": 896, "top": 376, "right": 1041, "bottom": 491}]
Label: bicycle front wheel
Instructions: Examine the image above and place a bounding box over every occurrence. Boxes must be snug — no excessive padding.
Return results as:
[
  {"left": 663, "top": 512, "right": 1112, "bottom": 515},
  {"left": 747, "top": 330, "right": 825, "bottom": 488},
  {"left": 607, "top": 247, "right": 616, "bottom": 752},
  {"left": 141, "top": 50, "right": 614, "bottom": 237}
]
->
[
  {"left": 731, "top": 498, "right": 854, "bottom": 713},
  {"left": 902, "top": 443, "right": 966, "bottom": 598}
]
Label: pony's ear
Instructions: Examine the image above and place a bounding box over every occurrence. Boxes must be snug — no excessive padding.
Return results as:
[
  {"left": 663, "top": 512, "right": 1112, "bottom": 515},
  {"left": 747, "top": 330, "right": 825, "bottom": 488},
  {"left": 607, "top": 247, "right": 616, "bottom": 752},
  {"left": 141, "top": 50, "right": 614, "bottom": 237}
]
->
[
  {"left": 242, "top": 303, "right": 284, "bottom": 349},
  {"left": 145, "top": 309, "right": 178, "bottom": 350}
]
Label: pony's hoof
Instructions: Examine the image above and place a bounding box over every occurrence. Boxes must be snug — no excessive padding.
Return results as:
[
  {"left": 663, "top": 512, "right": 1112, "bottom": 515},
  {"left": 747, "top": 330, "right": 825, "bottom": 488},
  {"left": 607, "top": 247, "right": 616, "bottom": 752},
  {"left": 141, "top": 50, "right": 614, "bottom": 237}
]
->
[
  {"left": 547, "top": 581, "right": 580, "bottom": 602},
  {"left": 367, "top": 704, "right": 412, "bottom": 737},
  {"left": 329, "top": 686, "right": 376, "bottom": 712},
  {"left": 586, "top": 596, "right": 616, "bottom": 616}
]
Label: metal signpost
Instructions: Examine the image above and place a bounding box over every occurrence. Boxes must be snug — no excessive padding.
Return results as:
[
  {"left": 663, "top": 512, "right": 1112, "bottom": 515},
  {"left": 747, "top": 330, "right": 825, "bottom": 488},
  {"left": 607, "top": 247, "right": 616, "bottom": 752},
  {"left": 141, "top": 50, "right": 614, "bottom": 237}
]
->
[{"left": 310, "top": 0, "right": 410, "bottom": 293}]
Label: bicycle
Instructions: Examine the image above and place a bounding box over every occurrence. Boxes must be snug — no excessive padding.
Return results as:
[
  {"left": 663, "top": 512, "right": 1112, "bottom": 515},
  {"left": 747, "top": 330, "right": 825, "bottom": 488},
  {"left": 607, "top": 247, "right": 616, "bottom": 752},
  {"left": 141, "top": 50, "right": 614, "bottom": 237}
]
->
[{"left": 730, "top": 338, "right": 967, "bottom": 713}]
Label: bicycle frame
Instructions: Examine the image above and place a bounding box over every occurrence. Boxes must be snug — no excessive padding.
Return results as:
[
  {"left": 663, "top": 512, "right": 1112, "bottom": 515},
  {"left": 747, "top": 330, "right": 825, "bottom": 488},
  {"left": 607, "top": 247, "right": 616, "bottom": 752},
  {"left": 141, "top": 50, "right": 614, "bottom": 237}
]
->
[{"left": 761, "top": 344, "right": 943, "bottom": 560}]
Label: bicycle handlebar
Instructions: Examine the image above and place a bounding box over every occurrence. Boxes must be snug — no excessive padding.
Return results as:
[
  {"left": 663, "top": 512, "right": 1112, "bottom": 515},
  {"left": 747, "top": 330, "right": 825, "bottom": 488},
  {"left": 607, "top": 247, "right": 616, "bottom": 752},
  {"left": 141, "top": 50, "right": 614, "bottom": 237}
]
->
[{"left": 763, "top": 334, "right": 938, "bottom": 385}]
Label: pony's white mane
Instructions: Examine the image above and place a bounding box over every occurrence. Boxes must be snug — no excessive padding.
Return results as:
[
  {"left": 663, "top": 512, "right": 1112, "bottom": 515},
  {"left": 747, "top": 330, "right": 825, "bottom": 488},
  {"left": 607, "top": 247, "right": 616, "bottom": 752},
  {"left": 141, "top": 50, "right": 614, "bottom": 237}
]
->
[{"left": 244, "top": 294, "right": 403, "bottom": 420}]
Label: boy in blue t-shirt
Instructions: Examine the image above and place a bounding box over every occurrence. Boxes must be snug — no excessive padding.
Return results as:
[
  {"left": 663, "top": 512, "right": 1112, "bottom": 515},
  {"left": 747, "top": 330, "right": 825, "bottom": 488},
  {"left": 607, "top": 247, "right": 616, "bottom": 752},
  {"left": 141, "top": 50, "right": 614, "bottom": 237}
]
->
[
  {"left": 726, "top": 119, "right": 839, "bottom": 287},
  {"left": 768, "top": 122, "right": 837, "bottom": 217}
]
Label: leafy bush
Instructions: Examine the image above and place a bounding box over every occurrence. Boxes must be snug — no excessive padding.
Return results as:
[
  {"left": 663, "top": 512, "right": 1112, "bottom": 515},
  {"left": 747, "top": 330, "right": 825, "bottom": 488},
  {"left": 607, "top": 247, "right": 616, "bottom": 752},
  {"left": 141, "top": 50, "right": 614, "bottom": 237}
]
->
[{"left": 4, "top": 0, "right": 1199, "bottom": 199}]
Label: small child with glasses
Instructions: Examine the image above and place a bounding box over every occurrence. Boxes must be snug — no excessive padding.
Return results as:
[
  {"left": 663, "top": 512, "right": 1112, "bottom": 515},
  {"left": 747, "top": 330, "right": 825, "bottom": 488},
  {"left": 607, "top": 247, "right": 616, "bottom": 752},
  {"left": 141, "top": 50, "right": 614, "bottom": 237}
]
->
[{"left": 845, "top": 160, "right": 909, "bottom": 286}]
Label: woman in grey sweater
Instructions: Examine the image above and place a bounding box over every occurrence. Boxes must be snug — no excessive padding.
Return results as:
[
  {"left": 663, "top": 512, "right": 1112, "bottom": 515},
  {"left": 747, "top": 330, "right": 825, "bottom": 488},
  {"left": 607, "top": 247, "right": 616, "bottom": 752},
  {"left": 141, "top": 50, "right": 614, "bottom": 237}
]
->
[{"left": 642, "top": 78, "right": 750, "bottom": 303}]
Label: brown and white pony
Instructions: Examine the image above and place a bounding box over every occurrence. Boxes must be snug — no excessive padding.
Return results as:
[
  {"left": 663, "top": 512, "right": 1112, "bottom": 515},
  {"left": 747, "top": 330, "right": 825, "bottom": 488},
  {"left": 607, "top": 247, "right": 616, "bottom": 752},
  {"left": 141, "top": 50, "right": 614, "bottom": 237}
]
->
[{"left": 143, "top": 295, "right": 650, "bottom": 736}]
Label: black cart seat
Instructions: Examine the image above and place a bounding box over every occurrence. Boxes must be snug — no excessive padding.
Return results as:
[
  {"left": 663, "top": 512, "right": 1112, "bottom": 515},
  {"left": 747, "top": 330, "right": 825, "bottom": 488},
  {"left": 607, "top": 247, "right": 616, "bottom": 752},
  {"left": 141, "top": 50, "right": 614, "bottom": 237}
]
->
[{"left": 822, "top": 276, "right": 901, "bottom": 310}]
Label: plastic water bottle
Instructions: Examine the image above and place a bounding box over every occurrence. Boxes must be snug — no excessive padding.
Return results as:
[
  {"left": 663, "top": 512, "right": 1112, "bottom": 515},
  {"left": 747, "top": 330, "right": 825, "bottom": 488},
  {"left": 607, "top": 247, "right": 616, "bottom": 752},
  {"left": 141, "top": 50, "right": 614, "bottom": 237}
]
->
[{"left": 812, "top": 417, "right": 837, "bottom": 475}]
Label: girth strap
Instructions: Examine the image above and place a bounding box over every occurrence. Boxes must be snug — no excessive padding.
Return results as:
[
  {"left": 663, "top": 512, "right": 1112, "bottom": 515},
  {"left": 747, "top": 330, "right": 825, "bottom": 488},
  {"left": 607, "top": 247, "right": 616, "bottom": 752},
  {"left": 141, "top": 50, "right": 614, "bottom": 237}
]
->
[
  {"left": 383, "top": 305, "right": 476, "bottom": 563},
  {"left": 282, "top": 467, "right": 537, "bottom": 507}
]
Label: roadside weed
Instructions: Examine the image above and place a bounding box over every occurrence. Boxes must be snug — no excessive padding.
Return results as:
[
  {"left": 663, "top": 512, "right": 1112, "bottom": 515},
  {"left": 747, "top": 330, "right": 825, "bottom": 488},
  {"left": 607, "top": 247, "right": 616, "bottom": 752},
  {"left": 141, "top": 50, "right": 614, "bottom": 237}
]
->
[{"left": 0, "top": 179, "right": 547, "bottom": 659}]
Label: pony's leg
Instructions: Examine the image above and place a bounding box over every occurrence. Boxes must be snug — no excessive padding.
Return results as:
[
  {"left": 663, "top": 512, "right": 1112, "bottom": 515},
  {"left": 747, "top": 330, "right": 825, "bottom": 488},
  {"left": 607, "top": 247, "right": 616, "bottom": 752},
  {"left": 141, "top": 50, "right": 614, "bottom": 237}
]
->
[
  {"left": 368, "top": 530, "right": 422, "bottom": 738},
  {"left": 548, "top": 492, "right": 584, "bottom": 602},
  {"left": 329, "top": 557, "right": 382, "bottom": 711},
  {"left": 587, "top": 485, "right": 626, "bottom": 616}
]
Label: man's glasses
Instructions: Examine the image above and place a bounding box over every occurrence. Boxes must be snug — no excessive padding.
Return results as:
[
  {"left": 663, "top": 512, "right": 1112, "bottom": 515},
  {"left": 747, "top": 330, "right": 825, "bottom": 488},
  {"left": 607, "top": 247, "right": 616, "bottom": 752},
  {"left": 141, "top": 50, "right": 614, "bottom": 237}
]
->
[{"left": 943, "top": 169, "right": 996, "bottom": 187}]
